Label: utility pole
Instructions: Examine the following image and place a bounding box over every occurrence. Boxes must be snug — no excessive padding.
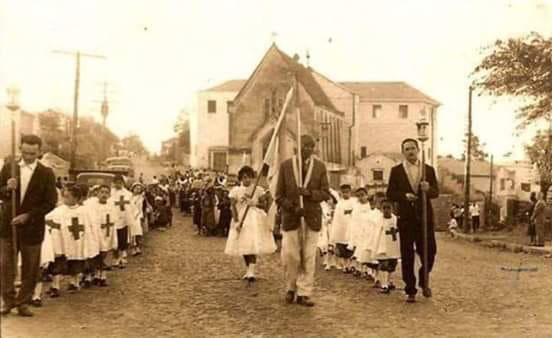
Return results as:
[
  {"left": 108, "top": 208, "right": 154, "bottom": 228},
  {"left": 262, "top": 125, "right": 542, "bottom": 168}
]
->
[
  {"left": 488, "top": 154, "right": 494, "bottom": 228},
  {"left": 464, "top": 85, "right": 473, "bottom": 232},
  {"left": 53, "top": 50, "right": 106, "bottom": 176}
]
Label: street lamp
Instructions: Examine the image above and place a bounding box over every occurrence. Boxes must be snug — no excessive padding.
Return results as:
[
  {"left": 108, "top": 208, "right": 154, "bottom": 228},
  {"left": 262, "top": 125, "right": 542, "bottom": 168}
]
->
[
  {"left": 5, "top": 86, "right": 20, "bottom": 273},
  {"left": 416, "top": 115, "right": 430, "bottom": 293}
]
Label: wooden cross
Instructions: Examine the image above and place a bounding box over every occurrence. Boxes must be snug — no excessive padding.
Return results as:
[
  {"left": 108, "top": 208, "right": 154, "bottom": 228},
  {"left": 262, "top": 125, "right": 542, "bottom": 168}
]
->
[
  {"left": 385, "top": 227, "right": 399, "bottom": 241},
  {"left": 68, "top": 217, "right": 84, "bottom": 240},
  {"left": 46, "top": 220, "right": 61, "bottom": 233},
  {"left": 101, "top": 214, "right": 114, "bottom": 237},
  {"left": 344, "top": 209, "right": 353, "bottom": 215},
  {"left": 115, "top": 195, "right": 130, "bottom": 211}
]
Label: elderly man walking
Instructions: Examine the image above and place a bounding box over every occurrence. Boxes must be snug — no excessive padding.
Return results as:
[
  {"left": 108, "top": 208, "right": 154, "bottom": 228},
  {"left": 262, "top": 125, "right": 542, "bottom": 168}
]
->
[{"left": 275, "top": 135, "right": 330, "bottom": 307}]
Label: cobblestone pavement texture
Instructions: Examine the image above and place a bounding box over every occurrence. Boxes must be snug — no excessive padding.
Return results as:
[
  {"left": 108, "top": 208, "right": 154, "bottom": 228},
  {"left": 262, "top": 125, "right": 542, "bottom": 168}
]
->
[{"left": 2, "top": 213, "right": 552, "bottom": 337}]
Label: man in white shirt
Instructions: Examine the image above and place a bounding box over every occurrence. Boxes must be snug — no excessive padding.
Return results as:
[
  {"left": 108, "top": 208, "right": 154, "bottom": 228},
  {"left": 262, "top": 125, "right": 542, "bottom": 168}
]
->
[
  {"left": 470, "top": 203, "right": 481, "bottom": 233},
  {"left": 0, "top": 135, "right": 57, "bottom": 316}
]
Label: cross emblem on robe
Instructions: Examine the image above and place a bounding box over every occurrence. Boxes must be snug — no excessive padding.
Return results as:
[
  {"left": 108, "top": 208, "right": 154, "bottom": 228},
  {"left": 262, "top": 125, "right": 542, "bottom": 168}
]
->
[
  {"left": 344, "top": 209, "right": 353, "bottom": 215},
  {"left": 101, "top": 214, "right": 114, "bottom": 237},
  {"left": 115, "top": 195, "right": 130, "bottom": 211},
  {"left": 68, "top": 217, "right": 84, "bottom": 240},
  {"left": 46, "top": 220, "right": 61, "bottom": 233},
  {"left": 385, "top": 227, "right": 399, "bottom": 241}
]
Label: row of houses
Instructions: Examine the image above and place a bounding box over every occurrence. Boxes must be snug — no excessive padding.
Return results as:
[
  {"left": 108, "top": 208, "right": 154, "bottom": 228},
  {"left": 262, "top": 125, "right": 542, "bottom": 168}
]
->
[{"left": 190, "top": 43, "right": 440, "bottom": 188}]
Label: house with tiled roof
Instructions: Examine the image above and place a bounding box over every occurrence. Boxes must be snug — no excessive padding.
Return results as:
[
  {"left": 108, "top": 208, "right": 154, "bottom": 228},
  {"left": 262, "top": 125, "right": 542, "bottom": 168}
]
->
[{"left": 336, "top": 81, "right": 440, "bottom": 188}]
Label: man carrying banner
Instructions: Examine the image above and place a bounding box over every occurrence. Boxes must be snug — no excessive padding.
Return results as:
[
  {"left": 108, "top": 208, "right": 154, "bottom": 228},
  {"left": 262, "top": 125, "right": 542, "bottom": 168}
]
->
[{"left": 275, "top": 135, "right": 330, "bottom": 307}]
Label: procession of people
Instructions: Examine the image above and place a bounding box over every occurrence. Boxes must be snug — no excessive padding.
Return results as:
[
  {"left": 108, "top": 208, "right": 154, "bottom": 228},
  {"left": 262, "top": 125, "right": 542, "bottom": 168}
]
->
[{"left": 0, "top": 132, "right": 446, "bottom": 318}]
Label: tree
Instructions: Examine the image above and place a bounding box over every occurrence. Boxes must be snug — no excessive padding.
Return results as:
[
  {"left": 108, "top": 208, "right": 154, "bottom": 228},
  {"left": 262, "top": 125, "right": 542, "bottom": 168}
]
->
[
  {"left": 473, "top": 33, "right": 552, "bottom": 191},
  {"left": 473, "top": 32, "right": 552, "bottom": 130},
  {"left": 38, "top": 109, "right": 67, "bottom": 155},
  {"left": 461, "top": 134, "right": 488, "bottom": 161},
  {"left": 525, "top": 130, "right": 552, "bottom": 194},
  {"left": 121, "top": 134, "right": 148, "bottom": 156}
]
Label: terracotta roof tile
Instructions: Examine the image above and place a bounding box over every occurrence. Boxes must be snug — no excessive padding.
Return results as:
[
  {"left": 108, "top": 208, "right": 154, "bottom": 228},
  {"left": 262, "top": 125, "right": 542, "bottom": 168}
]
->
[
  {"left": 340, "top": 81, "right": 440, "bottom": 105},
  {"left": 205, "top": 80, "right": 247, "bottom": 92}
]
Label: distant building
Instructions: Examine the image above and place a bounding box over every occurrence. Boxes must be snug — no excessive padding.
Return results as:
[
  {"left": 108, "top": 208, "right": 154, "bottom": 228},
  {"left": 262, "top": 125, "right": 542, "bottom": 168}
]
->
[
  {"left": 438, "top": 157, "right": 494, "bottom": 200},
  {"left": 190, "top": 80, "right": 246, "bottom": 170},
  {"left": 495, "top": 159, "right": 540, "bottom": 201}
]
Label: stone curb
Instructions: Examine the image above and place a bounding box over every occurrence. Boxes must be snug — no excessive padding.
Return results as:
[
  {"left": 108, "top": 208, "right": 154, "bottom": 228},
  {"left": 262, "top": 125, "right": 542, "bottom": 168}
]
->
[{"left": 449, "top": 230, "right": 552, "bottom": 256}]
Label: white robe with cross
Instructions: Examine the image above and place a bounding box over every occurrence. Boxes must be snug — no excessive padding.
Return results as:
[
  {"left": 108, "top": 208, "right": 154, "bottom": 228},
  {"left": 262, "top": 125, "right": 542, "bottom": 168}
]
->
[
  {"left": 110, "top": 188, "right": 137, "bottom": 231},
  {"left": 45, "top": 204, "right": 99, "bottom": 260},
  {"left": 87, "top": 201, "right": 119, "bottom": 252}
]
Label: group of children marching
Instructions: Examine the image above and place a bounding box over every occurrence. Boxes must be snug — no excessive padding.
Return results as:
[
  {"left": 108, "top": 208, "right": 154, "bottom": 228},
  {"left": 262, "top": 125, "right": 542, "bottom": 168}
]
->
[
  {"left": 31, "top": 175, "right": 162, "bottom": 305},
  {"left": 318, "top": 184, "right": 401, "bottom": 294}
]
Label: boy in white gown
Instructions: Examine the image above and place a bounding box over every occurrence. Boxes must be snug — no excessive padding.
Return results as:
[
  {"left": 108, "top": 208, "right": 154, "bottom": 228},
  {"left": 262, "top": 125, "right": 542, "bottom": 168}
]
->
[
  {"left": 330, "top": 184, "right": 356, "bottom": 272},
  {"left": 371, "top": 199, "right": 400, "bottom": 293},
  {"left": 88, "top": 184, "right": 118, "bottom": 286},
  {"left": 45, "top": 185, "right": 98, "bottom": 296}
]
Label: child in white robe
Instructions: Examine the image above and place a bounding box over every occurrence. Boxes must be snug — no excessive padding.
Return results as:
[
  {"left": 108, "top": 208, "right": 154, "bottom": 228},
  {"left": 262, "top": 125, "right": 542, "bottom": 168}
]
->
[
  {"left": 349, "top": 187, "right": 372, "bottom": 278},
  {"left": 110, "top": 175, "right": 135, "bottom": 268},
  {"left": 130, "top": 183, "right": 146, "bottom": 256},
  {"left": 372, "top": 199, "right": 400, "bottom": 293},
  {"left": 45, "top": 185, "right": 98, "bottom": 296},
  {"left": 224, "top": 166, "right": 276, "bottom": 282},
  {"left": 88, "top": 184, "right": 118, "bottom": 286},
  {"left": 330, "top": 184, "right": 356, "bottom": 272},
  {"left": 318, "top": 199, "right": 333, "bottom": 271},
  {"left": 359, "top": 192, "right": 385, "bottom": 283}
]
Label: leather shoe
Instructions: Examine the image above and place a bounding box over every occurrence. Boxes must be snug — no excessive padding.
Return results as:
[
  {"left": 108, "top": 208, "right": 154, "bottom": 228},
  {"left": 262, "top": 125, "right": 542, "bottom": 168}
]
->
[
  {"left": 285, "top": 290, "right": 295, "bottom": 304},
  {"left": 31, "top": 299, "right": 43, "bottom": 307},
  {"left": 1, "top": 303, "right": 14, "bottom": 315},
  {"left": 17, "top": 305, "right": 34, "bottom": 317},
  {"left": 422, "top": 287, "right": 432, "bottom": 298},
  {"left": 406, "top": 294, "right": 416, "bottom": 303},
  {"left": 296, "top": 296, "right": 315, "bottom": 307}
]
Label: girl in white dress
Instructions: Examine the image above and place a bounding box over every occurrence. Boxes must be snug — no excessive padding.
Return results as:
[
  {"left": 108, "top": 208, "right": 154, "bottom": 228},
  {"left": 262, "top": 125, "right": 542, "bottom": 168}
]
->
[{"left": 224, "top": 166, "right": 276, "bottom": 282}]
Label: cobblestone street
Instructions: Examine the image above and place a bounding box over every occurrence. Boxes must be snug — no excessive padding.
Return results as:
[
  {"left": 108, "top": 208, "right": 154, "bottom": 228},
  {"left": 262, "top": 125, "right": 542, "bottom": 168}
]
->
[{"left": 3, "top": 212, "right": 551, "bottom": 338}]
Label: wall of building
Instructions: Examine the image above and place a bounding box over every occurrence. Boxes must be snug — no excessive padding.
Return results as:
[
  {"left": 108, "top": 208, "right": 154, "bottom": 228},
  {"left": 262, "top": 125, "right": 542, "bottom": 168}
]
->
[
  {"left": 356, "top": 101, "right": 438, "bottom": 167},
  {"left": 191, "top": 90, "right": 236, "bottom": 169},
  {"left": 355, "top": 153, "right": 398, "bottom": 187}
]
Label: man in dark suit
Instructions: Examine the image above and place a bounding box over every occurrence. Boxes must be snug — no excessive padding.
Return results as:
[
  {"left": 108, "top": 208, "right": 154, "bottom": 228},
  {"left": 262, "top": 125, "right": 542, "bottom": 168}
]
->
[
  {"left": 0, "top": 134, "right": 57, "bottom": 316},
  {"left": 386, "top": 138, "right": 439, "bottom": 303},
  {"left": 275, "top": 135, "right": 330, "bottom": 307}
]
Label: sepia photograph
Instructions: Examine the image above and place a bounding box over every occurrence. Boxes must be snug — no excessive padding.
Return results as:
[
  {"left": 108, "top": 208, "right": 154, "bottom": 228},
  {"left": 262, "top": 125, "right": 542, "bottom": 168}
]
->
[{"left": 0, "top": 0, "right": 551, "bottom": 337}]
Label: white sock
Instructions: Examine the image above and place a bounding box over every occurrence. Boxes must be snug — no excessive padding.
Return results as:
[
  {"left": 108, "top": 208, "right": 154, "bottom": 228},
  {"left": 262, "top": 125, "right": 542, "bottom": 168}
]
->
[
  {"left": 72, "top": 275, "right": 80, "bottom": 286},
  {"left": 100, "top": 270, "right": 107, "bottom": 281},
  {"left": 248, "top": 263, "right": 256, "bottom": 277},
  {"left": 52, "top": 275, "right": 61, "bottom": 289},
  {"left": 33, "top": 282, "right": 43, "bottom": 300},
  {"left": 380, "top": 272, "right": 389, "bottom": 288}
]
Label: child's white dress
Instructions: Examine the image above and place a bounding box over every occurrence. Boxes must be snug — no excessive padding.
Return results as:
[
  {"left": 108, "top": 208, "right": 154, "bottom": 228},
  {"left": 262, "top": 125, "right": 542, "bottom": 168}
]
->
[{"left": 224, "top": 185, "right": 276, "bottom": 256}]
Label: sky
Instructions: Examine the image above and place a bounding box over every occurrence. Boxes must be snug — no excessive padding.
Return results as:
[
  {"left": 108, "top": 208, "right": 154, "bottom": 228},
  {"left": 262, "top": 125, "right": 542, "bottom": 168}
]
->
[{"left": 1, "top": 0, "right": 551, "bottom": 159}]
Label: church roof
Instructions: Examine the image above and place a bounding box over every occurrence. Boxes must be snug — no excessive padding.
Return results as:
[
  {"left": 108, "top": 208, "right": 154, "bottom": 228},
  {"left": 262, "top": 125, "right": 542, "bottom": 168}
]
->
[
  {"left": 232, "top": 44, "right": 341, "bottom": 114},
  {"left": 205, "top": 80, "right": 247, "bottom": 92},
  {"left": 340, "top": 81, "right": 440, "bottom": 106}
]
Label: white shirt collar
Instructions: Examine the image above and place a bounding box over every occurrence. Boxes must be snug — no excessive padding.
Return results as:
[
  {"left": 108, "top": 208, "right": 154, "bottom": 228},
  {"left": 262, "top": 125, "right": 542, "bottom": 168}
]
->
[{"left": 19, "top": 159, "right": 38, "bottom": 170}]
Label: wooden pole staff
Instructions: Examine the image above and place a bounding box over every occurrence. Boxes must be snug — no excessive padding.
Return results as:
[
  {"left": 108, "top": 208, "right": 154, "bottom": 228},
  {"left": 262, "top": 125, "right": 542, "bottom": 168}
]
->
[
  {"left": 295, "top": 79, "right": 307, "bottom": 272},
  {"left": 237, "top": 85, "right": 294, "bottom": 230},
  {"left": 421, "top": 142, "right": 429, "bottom": 290}
]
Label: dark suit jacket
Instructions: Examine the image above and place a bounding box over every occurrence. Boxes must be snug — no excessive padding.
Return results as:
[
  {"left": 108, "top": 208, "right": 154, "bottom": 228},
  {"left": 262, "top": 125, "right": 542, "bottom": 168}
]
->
[
  {"left": 275, "top": 157, "right": 330, "bottom": 232},
  {"left": 386, "top": 163, "right": 439, "bottom": 235},
  {"left": 0, "top": 161, "right": 58, "bottom": 245}
]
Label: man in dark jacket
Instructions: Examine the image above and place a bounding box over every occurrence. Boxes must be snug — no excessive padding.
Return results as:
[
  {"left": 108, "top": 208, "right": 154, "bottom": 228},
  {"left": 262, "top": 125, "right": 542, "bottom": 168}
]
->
[
  {"left": 275, "top": 135, "right": 330, "bottom": 307},
  {"left": 0, "top": 135, "right": 57, "bottom": 316},
  {"left": 386, "top": 138, "right": 439, "bottom": 303}
]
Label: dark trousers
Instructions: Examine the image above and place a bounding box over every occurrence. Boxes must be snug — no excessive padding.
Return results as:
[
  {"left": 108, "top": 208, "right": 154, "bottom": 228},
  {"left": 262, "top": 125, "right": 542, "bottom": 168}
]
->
[
  {"left": 399, "top": 227, "right": 437, "bottom": 296},
  {"left": 0, "top": 238, "right": 41, "bottom": 307},
  {"left": 472, "top": 216, "right": 480, "bottom": 232}
]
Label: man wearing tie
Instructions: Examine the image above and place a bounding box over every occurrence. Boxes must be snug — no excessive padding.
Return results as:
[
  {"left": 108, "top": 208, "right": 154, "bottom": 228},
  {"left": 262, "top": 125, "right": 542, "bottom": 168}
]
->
[
  {"left": 386, "top": 138, "right": 439, "bottom": 303},
  {"left": 275, "top": 135, "right": 330, "bottom": 307},
  {"left": 0, "top": 135, "right": 57, "bottom": 316}
]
